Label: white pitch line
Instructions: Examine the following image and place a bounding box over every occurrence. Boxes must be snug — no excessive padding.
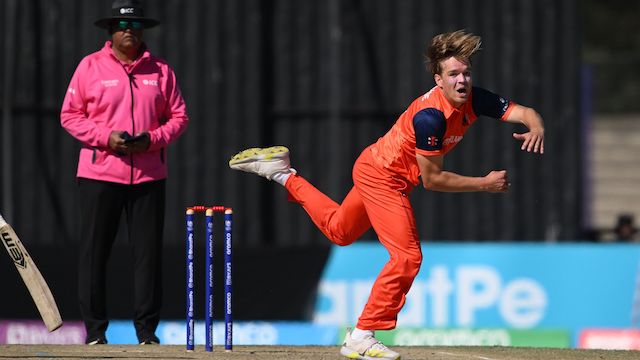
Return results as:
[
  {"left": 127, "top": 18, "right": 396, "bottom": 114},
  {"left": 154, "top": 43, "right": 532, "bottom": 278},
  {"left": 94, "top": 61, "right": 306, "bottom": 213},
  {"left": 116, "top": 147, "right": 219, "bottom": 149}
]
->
[
  {"left": 434, "top": 351, "right": 496, "bottom": 360},
  {"left": 435, "top": 352, "right": 460, "bottom": 357}
]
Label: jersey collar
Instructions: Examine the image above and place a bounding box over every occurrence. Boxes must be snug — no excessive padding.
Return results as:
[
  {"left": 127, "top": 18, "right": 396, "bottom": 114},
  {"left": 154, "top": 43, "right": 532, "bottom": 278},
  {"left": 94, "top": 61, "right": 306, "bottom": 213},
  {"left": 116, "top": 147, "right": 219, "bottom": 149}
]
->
[{"left": 434, "top": 86, "right": 470, "bottom": 118}]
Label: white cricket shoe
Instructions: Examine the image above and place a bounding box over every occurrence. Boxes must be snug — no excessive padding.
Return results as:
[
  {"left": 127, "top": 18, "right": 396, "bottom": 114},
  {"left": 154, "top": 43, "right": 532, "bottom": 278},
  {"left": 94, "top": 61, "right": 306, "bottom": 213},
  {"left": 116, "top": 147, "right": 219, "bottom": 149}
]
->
[
  {"left": 228, "top": 146, "right": 296, "bottom": 180},
  {"left": 340, "top": 329, "right": 401, "bottom": 360}
]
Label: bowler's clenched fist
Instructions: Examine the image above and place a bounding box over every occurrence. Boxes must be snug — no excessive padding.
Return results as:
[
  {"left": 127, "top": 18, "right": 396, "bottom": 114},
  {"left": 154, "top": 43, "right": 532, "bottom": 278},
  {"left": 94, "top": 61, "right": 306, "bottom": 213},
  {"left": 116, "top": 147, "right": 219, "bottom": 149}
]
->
[{"left": 484, "top": 170, "right": 510, "bottom": 193}]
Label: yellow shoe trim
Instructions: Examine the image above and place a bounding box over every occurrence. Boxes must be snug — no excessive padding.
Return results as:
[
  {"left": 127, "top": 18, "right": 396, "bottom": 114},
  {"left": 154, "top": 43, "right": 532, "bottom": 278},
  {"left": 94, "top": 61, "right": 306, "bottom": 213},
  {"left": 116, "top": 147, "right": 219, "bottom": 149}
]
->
[{"left": 229, "top": 146, "right": 289, "bottom": 164}]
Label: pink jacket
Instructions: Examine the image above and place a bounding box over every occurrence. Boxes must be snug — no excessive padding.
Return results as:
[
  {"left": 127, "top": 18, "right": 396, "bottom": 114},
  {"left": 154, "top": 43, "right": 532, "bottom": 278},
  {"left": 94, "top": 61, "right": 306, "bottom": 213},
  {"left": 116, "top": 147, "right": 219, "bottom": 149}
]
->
[{"left": 60, "top": 41, "right": 188, "bottom": 184}]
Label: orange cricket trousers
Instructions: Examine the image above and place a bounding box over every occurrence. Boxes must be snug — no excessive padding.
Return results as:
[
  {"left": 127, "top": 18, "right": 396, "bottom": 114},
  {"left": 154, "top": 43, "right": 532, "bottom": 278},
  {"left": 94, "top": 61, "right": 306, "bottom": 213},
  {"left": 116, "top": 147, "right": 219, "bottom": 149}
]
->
[{"left": 285, "top": 146, "right": 422, "bottom": 330}]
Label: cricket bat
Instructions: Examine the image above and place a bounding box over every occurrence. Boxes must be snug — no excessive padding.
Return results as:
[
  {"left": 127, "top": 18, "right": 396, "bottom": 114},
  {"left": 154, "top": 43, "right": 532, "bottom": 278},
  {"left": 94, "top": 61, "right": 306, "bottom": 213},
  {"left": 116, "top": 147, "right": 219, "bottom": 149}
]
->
[{"left": 0, "top": 213, "right": 63, "bottom": 332}]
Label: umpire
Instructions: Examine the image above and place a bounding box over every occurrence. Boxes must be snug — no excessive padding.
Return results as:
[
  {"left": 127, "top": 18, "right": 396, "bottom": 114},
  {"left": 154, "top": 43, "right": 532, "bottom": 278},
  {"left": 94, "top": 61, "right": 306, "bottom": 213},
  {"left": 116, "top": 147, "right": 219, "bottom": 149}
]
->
[{"left": 60, "top": 0, "right": 189, "bottom": 345}]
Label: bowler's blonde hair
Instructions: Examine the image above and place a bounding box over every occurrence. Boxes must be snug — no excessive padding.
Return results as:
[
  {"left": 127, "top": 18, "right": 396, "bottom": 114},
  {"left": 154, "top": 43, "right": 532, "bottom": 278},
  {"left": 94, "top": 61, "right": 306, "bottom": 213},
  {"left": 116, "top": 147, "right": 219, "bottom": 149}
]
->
[{"left": 426, "top": 30, "right": 482, "bottom": 75}]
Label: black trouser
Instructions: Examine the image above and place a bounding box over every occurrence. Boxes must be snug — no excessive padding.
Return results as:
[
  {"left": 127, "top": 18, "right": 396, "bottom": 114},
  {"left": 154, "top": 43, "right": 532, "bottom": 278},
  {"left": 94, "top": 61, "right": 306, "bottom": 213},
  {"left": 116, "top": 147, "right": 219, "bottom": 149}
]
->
[{"left": 77, "top": 178, "right": 165, "bottom": 342}]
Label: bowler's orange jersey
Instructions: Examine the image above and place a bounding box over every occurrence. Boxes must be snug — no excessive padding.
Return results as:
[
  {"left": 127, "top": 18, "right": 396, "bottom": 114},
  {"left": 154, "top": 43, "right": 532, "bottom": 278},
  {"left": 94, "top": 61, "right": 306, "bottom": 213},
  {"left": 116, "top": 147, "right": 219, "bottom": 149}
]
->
[{"left": 370, "top": 86, "right": 515, "bottom": 186}]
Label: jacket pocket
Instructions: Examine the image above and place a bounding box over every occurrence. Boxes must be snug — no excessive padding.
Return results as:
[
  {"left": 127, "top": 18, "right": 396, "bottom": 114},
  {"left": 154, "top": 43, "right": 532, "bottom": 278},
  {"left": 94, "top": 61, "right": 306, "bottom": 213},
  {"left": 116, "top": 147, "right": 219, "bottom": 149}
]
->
[{"left": 91, "top": 148, "right": 109, "bottom": 165}]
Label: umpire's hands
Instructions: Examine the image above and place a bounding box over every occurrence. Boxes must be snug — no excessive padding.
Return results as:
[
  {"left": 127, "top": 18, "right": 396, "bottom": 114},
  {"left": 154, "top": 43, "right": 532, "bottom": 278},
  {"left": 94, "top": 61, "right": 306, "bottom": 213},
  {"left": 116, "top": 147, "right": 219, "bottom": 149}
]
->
[
  {"left": 108, "top": 131, "right": 150, "bottom": 155},
  {"left": 124, "top": 132, "right": 151, "bottom": 154},
  {"left": 109, "top": 131, "right": 129, "bottom": 155}
]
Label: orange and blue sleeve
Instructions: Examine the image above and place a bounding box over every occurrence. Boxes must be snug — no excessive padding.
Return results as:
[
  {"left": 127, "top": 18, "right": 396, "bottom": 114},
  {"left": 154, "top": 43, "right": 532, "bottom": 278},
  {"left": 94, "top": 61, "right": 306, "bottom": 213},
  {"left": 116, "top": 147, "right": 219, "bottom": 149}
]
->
[
  {"left": 471, "top": 86, "right": 515, "bottom": 121},
  {"left": 414, "top": 108, "right": 446, "bottom": 156}
]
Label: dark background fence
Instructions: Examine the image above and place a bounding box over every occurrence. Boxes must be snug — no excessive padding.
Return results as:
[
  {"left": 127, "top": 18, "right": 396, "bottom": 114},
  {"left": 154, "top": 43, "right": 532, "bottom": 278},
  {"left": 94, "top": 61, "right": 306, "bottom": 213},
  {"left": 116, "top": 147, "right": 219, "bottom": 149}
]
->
[{"left": 0, "top": 0, "right": 581, "bottom": 320}]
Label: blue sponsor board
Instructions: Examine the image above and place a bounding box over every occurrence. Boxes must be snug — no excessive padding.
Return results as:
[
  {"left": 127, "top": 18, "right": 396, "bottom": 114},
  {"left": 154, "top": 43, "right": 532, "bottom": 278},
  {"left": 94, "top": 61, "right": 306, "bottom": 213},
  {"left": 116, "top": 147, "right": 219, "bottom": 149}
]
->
[
  {"left": 0, "top": 319, "right": 570, "bottom": 347},
  {"left": 313, "top": 243, "right": 640, "bottom": 338},
  {"left": 104, "top": 321, "right": 338, "bottom": 345}
]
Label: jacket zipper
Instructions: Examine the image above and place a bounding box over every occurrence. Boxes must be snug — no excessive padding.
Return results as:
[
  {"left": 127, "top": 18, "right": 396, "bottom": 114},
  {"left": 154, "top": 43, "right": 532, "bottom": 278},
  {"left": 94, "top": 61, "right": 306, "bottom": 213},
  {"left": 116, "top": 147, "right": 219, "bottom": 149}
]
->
[{"left": 127, "top": 71, "right": 135, "bottom": 185}]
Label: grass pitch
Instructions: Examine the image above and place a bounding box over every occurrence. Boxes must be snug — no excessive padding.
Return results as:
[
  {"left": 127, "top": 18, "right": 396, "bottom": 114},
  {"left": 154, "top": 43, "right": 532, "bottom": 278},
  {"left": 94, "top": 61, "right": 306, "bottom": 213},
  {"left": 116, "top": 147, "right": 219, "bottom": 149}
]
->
[{"left": 0, "top": 345, "right": 638, "bottom": 360}]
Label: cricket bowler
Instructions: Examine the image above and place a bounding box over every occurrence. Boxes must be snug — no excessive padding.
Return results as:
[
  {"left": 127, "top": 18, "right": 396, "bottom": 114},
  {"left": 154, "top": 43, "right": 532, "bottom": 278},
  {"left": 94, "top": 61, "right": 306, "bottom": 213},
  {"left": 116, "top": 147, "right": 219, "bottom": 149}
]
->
[{"left": 230, "top": 30, "right": 545, "bottom": 359}]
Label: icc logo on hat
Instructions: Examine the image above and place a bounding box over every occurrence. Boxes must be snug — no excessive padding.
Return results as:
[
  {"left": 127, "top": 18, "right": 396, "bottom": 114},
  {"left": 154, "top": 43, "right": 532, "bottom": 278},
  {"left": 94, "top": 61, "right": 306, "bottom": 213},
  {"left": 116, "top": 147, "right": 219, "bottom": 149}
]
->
[{"left": 94, "top": 0, "right": 160, "bottom": 29}]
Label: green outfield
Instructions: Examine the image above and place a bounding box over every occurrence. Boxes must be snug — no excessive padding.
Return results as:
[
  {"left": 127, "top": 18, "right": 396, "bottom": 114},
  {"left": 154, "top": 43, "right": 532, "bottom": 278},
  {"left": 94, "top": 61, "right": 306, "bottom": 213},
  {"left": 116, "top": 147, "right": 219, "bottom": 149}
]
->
[{"left": 0, "top": 345, "right": 637, "bottom": 360}]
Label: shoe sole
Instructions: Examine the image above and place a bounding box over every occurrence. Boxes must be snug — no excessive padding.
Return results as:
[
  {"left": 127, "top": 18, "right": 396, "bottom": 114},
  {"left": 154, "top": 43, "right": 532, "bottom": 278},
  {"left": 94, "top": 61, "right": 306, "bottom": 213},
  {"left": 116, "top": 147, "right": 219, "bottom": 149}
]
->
[
  {"left": 340, "top": 346, "right": 401, "bottom": 360},
  {"left": 87, "top": 340, "right": 107, "bottom": 345},
  {"left": 229, "top": 146, "right": 289, "bottom": 166},
  {"left": 340, "top": 346, "right": 364, "bottom": 359}
]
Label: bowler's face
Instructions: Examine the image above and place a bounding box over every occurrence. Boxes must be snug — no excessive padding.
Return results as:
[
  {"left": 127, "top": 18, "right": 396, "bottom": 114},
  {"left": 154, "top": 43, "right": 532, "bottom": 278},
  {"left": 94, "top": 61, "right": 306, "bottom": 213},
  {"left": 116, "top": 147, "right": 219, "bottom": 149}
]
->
[{"left": 435, "top": 56, "right": 472, "bottom": 108}]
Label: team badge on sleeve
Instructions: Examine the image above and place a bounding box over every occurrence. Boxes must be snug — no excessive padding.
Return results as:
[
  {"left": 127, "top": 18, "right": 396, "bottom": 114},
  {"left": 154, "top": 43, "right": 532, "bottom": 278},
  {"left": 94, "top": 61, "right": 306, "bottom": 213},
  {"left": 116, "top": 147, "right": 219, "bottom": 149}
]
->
[
  {"left": 499, "top": 96, "right": 509, "bottom": 114},
  {"left": 427, "top": 136, "right": 439, "bottom": 147}
]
